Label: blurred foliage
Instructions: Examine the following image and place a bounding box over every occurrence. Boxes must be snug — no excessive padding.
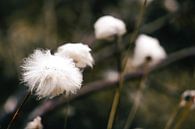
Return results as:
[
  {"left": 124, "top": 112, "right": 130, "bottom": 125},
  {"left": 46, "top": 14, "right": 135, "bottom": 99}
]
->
[{"left": 0, "top": 0, "right": 195, "bottom": 129}]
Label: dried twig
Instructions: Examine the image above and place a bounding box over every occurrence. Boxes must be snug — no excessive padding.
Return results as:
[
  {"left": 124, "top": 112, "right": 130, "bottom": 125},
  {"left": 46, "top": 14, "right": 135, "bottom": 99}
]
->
[{"left": 28, "top": 46, "right": 195, "bottom": 120}]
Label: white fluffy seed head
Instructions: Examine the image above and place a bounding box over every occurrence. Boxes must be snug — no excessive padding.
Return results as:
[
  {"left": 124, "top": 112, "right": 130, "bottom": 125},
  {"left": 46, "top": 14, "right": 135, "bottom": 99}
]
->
[
  {"left": 132, "top": 34, "right": 167, "bottom": 68},
  {"left": 25, "top": 116, "right": 43, "bottom": 129},
  {"left": 94, "top": 15, "right": 127, "bottom": 40},
  {"left": 21, "top": 49, "right": 83, "bottom": 99},
  {"left": 180, "top": 90, "right": 195, "bottom": 109},
  {"left": 55, "top": 43, "right": 94, "bottom": 68}
]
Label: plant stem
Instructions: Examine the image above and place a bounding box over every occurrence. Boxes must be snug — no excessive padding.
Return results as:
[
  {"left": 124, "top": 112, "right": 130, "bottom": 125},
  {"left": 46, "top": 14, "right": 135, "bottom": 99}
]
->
[
  {"left": 106, "top": 1, "right": 147, "bottom": 129},
  {"left": 163, "top": 102, "right": 192, "bottom": 129},
  {"left": 106, "top": 36, "right": 123, "bottom": 129},
  {"left": 64, "top": 97, "right": 69, "bottom": 129},
  {"left": 163, "top": 106, "right": 181, "bottom": 129},
  {"left": 173, "top": 104, "right": 191, "bottom": 129},
  {"left": 6, "top": 91, "right": 31, "bottom": 129},
  {"left": 122, "top": 0, "right": 147, "bottom": 71},
  {"left": 123, "top": 74, "right": 147, "bottom": 129}
]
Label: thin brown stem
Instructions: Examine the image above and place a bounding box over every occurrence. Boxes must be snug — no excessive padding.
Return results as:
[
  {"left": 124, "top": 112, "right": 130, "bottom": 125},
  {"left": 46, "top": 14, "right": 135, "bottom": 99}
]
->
[
  {"left": 106, "top": 36, "right": 123, "bottom": 129},
  {"left": 123, "top": 74, "right": 147, "bottom": 129},
  {"left": 64, "top": 97, "right": 69, "bottom": 129},
  {"left": 163, "top": 106, "right": 181, "bottom": 129},
  {"left": 122, "top": 0, "right": 147, "bottom": 71},
  {"left": 106, "top": 0, "right": 148, "bottom": 128},
  {"left": 6, "top": 91, "right": 31, "bottom": 129},
  {"left": 173, "top": 105, "right": 191, "bottom": 129},
  {"left": 106, "top": 73, "right": 125, "bottom": 129}
]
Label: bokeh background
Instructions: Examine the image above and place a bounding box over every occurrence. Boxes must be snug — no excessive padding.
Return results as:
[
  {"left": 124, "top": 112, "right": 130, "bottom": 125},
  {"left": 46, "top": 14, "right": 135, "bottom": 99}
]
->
[{"left": 0, "top": 0, "right": 195, "bottom": 129}]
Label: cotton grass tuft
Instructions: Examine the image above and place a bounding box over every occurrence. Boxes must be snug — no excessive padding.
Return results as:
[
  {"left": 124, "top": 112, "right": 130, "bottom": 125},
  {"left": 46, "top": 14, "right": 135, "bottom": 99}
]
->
[
  {"left": 94, "top": 15, "right": 126, "bottom": 40},
  {"left": 55, "top": 43, "right": 94, "bottom": 68},
  {"left": 21, "top": 49, "right": 83, "bottom": 99},
  {"left": 132, "top": 34, "right": 167, "bottom": 68}
]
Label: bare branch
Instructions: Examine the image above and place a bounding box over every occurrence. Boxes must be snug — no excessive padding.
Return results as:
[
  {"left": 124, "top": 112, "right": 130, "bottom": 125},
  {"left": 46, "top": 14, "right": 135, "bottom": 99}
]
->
[{"left": 28, "top": 46, "right": 195, "bottom": 120}]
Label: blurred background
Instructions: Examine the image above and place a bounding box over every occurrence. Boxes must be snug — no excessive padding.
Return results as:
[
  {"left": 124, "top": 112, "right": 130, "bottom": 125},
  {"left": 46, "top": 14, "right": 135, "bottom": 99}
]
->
[{"left": 0, "top": 0, "right": 195, "bottom": 129}]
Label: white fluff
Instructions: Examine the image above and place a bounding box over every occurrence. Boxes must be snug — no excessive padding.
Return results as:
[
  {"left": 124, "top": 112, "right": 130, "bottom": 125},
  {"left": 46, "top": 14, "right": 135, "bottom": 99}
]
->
[
  {"left": 132, "top": 34, "right": 167, "bottom": 68},
  {"left": 103, "top": 70, "right": 119, "bottom": 81},
  {"left": 180, "top": 90, "right": 195, "bottom": 109},
  {"left": 164, "top": 0, "right": 179, "bottom": 13},
  {"left": 55, "top": 43, "right": 94, "bottom": 68},
  {"left": 25, "top": 116, "right": 43, "bottom": 129},
  {"left": 94, "top": 15, "right": 126, "bottom": 40},
  {"left": 21, "top": 49, "right": 83, "bottom": 99}
]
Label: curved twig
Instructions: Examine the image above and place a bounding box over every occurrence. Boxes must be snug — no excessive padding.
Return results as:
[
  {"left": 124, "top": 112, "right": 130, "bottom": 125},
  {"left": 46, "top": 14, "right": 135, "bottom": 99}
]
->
[{"left": 28, "top": 46, "right": 195, "bottom": 120}]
